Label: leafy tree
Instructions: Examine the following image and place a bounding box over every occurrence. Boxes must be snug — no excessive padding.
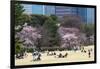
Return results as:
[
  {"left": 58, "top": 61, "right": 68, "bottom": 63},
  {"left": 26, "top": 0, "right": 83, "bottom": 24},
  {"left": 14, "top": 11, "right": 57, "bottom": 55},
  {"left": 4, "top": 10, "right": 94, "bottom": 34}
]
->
[
  {"left": 82, "top": 23, "right": 94, "bottom": 37},
  {"left": 21, "top": 14, "right": 31, "bottom": 23},
  {"left": 30, "top": 14, "right": 48, "bottom": 27},
  {"left": 50, "top": 15, "right": 58, "bottom": 21},
  {"left": 60, "top": 15, "right": 82, "bottom": 29}
]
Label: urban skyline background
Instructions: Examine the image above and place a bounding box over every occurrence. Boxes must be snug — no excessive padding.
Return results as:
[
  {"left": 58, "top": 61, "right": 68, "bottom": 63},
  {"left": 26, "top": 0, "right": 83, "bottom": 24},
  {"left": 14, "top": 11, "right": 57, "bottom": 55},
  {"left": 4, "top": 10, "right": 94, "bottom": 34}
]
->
[{"left": 22, "top": 4, "right": 95, "bottom": 23}]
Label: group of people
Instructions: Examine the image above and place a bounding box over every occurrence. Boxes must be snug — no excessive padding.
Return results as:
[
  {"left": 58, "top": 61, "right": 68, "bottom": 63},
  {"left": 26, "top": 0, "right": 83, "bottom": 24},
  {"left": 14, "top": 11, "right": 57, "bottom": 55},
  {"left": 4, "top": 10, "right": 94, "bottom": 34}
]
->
[
  {"left": 32, "top": 51, "right": 41, "bottom": 61},
  {"left": 23, "top": 46, "right": 93, "bottom": 62},
  {"left": 15, "top": 51, "right": 28, "bottom": 59},
  {"left": 81, "top": 47, "right": 93, "bottom": 58},
  {"left": 47, "top": 51, "right": 56, "bottom": 56},
  {"left": 57, "top": 53, "right": 68, "bottom": 58},
  {"left": 31, "top": 50, "right": 69, "bottom": 61},
  {"left": 47, "top": 51, "right": 68, "bottom": 58}
]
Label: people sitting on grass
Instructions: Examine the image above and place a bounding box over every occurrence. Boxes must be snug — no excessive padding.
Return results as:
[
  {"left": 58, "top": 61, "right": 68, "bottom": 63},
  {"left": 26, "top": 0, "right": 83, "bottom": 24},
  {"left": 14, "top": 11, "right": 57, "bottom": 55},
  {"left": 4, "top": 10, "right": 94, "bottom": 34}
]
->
[
  {"left": 47, "top": 51, "right": 56, "bottom": 56},
  {"left": 64, "top": 52, "right": 68, "bottom": 57},
  {"left": 81, "top": 47, "right": 87, "bottom": 53},
  {"left": 55, "top": 52, "right": 68, "bottom": 58},
  {"left": 16, "top": 51, "right": 26, "bottom": 59},
  {"left": 58, "top": 53, "right": 63, "bottom": 58},
  {"left": 53, "top": 52, "right": 56, "bottom": 55}
]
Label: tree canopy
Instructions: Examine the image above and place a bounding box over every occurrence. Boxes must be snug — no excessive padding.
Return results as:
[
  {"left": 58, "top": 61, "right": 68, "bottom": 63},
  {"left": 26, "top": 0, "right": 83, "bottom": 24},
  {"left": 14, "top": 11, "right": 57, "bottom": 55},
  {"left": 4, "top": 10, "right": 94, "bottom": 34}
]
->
[
  {"left": 15, "top": 2, "right": 25, "bottom": 26},
  {"left": 60, "top": 15, "right": 82, "bottom": 29}
]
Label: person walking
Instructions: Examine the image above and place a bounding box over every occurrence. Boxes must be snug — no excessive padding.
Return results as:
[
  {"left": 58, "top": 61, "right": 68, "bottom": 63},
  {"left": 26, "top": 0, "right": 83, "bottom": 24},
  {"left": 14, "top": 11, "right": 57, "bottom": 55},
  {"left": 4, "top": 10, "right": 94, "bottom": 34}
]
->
[{"left": 88, "top": 50, "right": 91, "bottom": 58}]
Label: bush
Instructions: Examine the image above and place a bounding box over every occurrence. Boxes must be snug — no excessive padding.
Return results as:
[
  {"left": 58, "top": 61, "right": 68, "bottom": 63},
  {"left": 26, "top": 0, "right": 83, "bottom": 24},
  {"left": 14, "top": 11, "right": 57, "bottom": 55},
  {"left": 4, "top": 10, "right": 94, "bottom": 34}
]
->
[
  {"left": 27, "top": 48, "right": 34, "bottom": 53},
  {"left": 15, "top": 38, "right": 23, "bottom": 54}
]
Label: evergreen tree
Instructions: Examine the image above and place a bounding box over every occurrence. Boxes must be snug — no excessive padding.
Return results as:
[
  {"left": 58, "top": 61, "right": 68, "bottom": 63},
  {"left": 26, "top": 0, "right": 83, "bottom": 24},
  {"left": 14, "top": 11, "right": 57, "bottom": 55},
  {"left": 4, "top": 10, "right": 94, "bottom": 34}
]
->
[{"left": 15, "top": 2, "right": 25, "bottom": 26}]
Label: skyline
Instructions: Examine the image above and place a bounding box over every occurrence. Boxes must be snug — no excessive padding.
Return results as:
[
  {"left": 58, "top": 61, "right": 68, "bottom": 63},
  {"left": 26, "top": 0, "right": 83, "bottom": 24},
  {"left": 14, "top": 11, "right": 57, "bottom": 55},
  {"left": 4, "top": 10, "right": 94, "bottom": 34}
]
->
[{"left": 22, "top": 4, "right": 95, "bottom": 23}]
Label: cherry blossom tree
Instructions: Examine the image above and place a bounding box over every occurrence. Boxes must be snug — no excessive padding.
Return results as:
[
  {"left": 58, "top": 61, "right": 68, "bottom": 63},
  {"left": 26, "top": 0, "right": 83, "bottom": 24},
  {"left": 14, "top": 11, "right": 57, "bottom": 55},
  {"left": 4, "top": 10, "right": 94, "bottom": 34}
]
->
[
  {"left": 16, "top": 24, "right": 42, "bottom": 50},
  {"left": 58, "top": 27, "right": 81, "bottom": 50}
]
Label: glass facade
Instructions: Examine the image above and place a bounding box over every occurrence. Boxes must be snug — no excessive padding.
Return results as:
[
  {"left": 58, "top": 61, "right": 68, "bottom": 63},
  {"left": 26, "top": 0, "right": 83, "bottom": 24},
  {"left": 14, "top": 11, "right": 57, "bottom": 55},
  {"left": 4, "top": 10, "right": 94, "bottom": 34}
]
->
[
  {"left": 23, "top": 4, "right": 95, "bottom": 23},
  {"left": 44, "top": 5, "right": 55, "bottom": 15},
  {"left": 22, "top": 4, "right": 33, "bottom": 14},
  {"left": 87, "top": 8, "right": 95, "bottom": 23},
  {"left": 55, "top": 6, "right": 78, "bottom": 17},
  {"left": 32, "top": 4, "right": 44, "bottom": 15},
  {"left": 22, "top": 4, "right": 44, "bottom": 15},
  {"left": 77, "top": 7, "right": 87, "bottom": 23}
]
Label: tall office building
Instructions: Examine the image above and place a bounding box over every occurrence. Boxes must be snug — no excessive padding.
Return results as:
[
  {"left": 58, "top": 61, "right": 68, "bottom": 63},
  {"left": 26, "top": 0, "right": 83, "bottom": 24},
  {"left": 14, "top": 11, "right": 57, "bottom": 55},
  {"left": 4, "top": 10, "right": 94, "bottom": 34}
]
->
[
  {"left": 44, "top": 5, "right": 55, "bottom": 15},
  {"left": 22, "top": 4, "right": 33, "bottom": 14},
  {"left": 22, "top": 4, "right": 45, "bottom": 15},
  {"left": 32, "top": 4, "right": 45, "bottom": 15},
  {"left": 22, "top": 4, "right": 94, "bottom": 23},
  {"left": 87, "top": 8, "right": 95, "bottom": 23},
  {"left": 77, "top": 8, "right": 87, "bottom": 23},
  {"left": 55, "top": 6, "right": 78, "bottom": 17},
  {"left": 77, "top": 7, "right": 95, "bottom": 23}
]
